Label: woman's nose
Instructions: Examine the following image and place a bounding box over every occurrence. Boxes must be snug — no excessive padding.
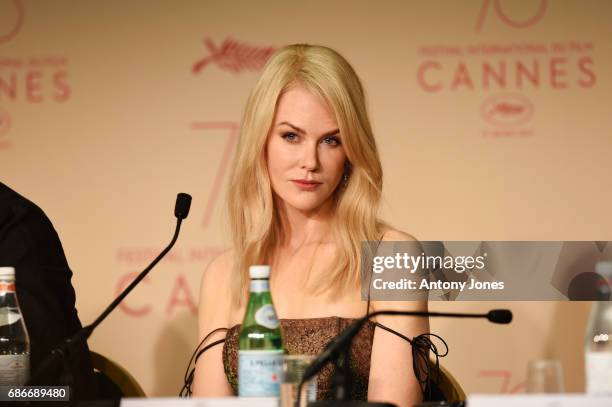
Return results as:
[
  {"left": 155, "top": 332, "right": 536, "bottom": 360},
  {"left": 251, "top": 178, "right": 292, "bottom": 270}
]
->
[{"left": 299, "top": 142, "right": 319, "bottom": 171}]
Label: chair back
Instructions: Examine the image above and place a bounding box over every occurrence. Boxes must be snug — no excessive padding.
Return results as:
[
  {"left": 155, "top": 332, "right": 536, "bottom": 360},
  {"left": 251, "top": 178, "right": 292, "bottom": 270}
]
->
[
  {"left": 426, "top": 360, "right": 466, "bottom": 403},
  {"left": 90, "top": 351, "right": 146, "bottom": 399}
]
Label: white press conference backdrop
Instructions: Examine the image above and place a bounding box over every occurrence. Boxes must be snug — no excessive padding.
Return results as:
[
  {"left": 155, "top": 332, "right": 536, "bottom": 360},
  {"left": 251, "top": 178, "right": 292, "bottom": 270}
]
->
[{"left": 1, "top": 0, "right": 611, "bottom": 396}]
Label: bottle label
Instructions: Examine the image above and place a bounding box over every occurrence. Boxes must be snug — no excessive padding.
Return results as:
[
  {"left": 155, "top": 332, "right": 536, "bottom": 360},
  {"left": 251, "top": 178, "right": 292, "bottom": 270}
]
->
[
  {"left": 238, "top": 350, "right": 283, "bottom": 397},
  {"left": 0, "top": 309, "right": 22, "bottom": 327},
  {"left": 255, "top": 304, "right": 279, "bottom": 329},
  {"left": 250, "top": 279, "right": 269, "bottom": 293},
  {"left": 586, "top": 351, "right": 612, "bottom": 394},
  {"left": 0, "top": 282, "right": 16, "bottom": 293},
  {"left": 0, "top": 354, "right": 29, "bottom": 386}
]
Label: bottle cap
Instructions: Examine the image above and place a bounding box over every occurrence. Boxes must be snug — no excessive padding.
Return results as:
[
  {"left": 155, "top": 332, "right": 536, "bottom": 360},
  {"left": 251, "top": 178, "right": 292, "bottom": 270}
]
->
[
  {"left": 249, "top": 265, "right": 270, "bottom": 279},
  {"left": 0, "top": 267, "right": 16, "bottom": 279},
  {"left": 595, "top": 261, "right": 612, "bottom": 278}
]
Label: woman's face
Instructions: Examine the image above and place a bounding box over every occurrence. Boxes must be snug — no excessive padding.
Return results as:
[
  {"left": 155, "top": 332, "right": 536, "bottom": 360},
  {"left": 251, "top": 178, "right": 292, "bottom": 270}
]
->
[{"left": 266, "top": 84, "right": 347, "bottom": 214}]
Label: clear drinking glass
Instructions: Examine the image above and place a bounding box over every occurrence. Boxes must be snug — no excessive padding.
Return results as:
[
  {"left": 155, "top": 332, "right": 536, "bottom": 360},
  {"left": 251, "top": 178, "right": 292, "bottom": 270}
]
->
[
  {"left": 526, "top": 359, "right": 565, "bottom": 393},
  {"left": 280, "top": 354, "right": 317, "bottom": 407}
]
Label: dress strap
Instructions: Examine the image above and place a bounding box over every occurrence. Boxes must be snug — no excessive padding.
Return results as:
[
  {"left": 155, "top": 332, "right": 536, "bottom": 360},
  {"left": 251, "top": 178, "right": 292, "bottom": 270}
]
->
[
  {"left": 180, "top": 327, "right": 228, "bottom": 397},
  {"left": 374, "top": 322, "right": 448, "bottom": 401}
]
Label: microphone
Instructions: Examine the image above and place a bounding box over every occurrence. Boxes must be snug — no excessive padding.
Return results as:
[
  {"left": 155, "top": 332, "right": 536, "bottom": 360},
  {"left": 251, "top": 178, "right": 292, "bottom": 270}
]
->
[
  {"left": 30, "top": 193, "right": 192, "bottom": 388},
  {"left": 175, "top": 193, "right": 192, "bottom": 219},
  {"left": 297, "top": 308, "right": 512, "bottom": 407},
  {"left": 487, "top": 309, "right": 512, "bottom": 324},
  {"left": 301, "top": 309, "right": 511, "bottom": 385}
]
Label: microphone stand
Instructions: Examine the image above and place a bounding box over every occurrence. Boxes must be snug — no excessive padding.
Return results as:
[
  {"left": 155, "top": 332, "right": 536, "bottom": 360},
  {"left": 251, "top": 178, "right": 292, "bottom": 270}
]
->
[
  {"left": 332, "top": 349, "right": 351, "bottom": 401},
  {"left": 297, "top": 309, "right": 512, "bottom": 407},
  {"left": 29, "top": 193, "right": 192, "bottom": 400}
]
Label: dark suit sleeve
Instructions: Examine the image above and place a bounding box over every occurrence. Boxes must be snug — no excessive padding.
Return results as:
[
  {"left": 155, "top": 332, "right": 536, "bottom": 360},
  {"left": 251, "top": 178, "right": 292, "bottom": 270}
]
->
[{"left": 0, "top": 183, "right": 97, "bottom": 399}]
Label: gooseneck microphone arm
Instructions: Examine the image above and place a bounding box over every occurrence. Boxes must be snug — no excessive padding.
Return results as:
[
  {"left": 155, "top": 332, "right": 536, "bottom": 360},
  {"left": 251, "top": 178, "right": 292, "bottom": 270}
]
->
[
  {"left": 29, "top": 193, "right": 192, "bottom": 386},
  {"left": 86, "top": 192, "right": 191, "bottom": 336},
  {"left": 296, "top": 308, "right": 512, "bottom": 407}
]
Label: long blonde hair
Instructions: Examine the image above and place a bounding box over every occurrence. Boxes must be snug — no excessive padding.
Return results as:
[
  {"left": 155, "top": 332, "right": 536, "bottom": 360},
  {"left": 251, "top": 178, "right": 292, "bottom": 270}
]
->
[{"left": 227, "top": 44, "right": 386, "bottom": 306}]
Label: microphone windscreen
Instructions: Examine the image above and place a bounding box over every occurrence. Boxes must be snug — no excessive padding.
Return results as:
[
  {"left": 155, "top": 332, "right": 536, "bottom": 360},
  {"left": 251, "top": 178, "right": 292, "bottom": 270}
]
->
[
  {"left": 175, "top": 193, "right": 192, "bottom": 219},
  {"left": 487, "top": 309, "right": 513, "bottom": 324},
  {"left": 568, "top": 272, "right": 610, "bottom": 301}
]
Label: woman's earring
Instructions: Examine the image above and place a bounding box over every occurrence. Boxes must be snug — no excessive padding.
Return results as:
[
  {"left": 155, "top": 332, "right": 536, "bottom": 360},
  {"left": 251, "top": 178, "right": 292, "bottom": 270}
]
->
[
  {"left": 343, "top": 172, "right": 350, "bottom": 186},
  {"left": 343, "top": 162, "right": 352, "bottom": 187}
]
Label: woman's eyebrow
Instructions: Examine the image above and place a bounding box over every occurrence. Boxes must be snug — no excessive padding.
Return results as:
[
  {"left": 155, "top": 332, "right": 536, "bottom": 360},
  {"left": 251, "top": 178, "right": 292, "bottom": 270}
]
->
[
  {"left": 278, "top": 121, "right": 306, "bottom": 134},
  {"left": 321, "top": 128, "right": 341, "bottom": 138},
  {"left": 278, "top": 121, "right": 340, "bottom": 138}
]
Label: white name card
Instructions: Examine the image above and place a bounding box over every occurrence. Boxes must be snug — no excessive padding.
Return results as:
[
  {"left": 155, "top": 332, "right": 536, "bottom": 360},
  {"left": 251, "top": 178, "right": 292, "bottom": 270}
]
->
[
  {"left": 120, "top": 397, "right": 277, "bottom": 407},
  {"left": 468, "top": 394, "right": 612, "bottom": 407}
]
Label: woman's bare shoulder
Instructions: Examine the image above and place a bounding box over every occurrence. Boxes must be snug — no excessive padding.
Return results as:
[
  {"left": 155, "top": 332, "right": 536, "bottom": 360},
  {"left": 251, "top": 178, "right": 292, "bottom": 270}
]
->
[
  {"left": 204, "top": 249, "right": 235, "bottom": 279},
  {"left": 381, "top": 228, "right": 417, "bottom": 242},
  {"left": 199, "top": 249, "right": 235, "bottom": 308}
]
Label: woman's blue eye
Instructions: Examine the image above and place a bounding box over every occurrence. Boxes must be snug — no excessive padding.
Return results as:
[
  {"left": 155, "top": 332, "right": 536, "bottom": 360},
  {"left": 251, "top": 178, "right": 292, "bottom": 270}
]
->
[
  {"left": 281, "top": 132, "right": 298, "bottom": 142},
  {"left": 322, "top": 136, "right": 341, "bottom": 146}
]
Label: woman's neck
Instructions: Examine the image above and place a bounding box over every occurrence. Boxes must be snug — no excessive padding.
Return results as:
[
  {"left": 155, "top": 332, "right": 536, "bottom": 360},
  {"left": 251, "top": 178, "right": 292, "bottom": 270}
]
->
[{"left": 277, "top": 199, "right": 334, "bottom": 249}]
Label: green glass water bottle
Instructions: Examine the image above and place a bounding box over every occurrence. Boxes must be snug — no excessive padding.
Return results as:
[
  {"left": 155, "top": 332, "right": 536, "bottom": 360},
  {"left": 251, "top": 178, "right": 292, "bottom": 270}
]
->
[{"left": 238, "top": 265, "right": 284, "bottom": 397}]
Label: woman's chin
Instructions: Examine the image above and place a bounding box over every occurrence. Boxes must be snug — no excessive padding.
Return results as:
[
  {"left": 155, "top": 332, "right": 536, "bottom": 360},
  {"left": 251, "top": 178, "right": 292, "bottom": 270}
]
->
[{"left": 283, "top": 198, "right": 330, "bottom": 214}]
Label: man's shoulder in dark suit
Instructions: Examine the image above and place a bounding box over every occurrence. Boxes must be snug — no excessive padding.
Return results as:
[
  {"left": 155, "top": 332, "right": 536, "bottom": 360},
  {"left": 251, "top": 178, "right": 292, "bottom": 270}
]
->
[{"left": 0, "top": 182, "right": 96, "bottom": 399}]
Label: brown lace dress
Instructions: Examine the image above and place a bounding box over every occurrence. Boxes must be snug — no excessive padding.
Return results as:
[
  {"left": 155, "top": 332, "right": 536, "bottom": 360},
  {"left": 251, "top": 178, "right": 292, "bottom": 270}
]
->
[{"left": 222, "top": 317, "right": 376, "bottom": 400}]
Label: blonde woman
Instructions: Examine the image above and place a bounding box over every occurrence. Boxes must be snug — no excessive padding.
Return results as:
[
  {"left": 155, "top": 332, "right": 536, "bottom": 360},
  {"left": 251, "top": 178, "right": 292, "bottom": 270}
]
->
[{"left": 192, "top": 44, "right": 428, "bottom": 407}]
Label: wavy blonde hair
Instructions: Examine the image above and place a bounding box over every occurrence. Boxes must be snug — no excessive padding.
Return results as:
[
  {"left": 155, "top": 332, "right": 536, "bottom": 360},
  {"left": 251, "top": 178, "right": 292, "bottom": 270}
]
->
[{"left": 227, "top": 44, "right": 386, "bottom": 306}]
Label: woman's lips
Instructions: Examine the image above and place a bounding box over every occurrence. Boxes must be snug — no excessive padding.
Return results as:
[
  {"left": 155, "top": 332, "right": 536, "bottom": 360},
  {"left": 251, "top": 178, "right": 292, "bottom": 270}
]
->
[{"left": 291, "top": 180, "right": 322, "bottom": 191}]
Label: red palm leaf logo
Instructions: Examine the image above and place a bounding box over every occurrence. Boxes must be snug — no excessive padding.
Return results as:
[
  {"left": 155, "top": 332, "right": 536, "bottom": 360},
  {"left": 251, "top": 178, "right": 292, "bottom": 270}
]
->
[{"left": 192, "top": 37, "right": 276, "bottom": 74}]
